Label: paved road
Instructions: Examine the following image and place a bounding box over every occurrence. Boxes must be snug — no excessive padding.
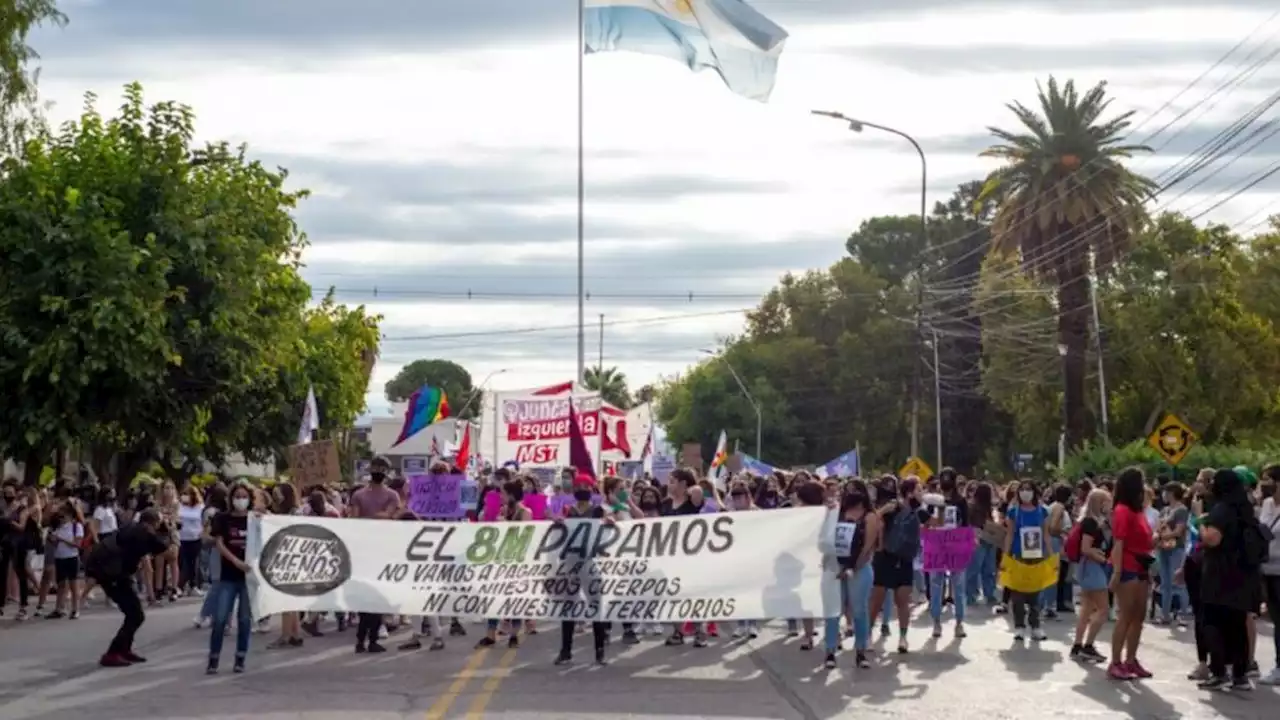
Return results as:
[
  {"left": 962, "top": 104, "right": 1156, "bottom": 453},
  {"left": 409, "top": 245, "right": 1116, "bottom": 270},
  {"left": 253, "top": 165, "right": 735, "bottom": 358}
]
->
[{"left": 0, "top": 598, "right": 1275, "bottom": 719}]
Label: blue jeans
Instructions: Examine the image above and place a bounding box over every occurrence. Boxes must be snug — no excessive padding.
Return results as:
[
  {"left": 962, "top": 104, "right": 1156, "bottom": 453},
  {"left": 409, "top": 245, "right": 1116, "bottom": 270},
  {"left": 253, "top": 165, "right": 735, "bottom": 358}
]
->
[
  {"left": 966, "top": 542, "right": 997, "bottom": 603},
  {"left": 199, "top": 547, "right": 221, "bottom": 619},
  {"left": 208, "top": 580, "right": 252, "bottom": 662},
  {"left": 929, "top": 570, "right": 966, "bottom": 623},
  {"left": 1157, "top": 546, "right": 1188, "bottom": 618},
  {"left": 824, "top": 564, "right": 873, "bottom": 652}
]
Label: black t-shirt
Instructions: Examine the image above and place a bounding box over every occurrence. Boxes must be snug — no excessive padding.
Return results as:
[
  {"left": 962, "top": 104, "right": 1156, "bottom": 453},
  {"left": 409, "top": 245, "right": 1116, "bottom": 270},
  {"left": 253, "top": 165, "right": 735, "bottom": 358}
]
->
[
  {"left": 565, "top": 504, "right": 605, "bottom": 520},
  {"left": 90, "top": 522, "right": 169, "bottom": 579},
  {"left": 1078, "top": 516, "right": 1108, "bottom": 555},
  {"left": 212, "top": 512, "right": 250, "bottom": 583},
  {"left": 1201, "top": 503, "right": 1260, "bottom": 610},
  {"left": 660, "top": 497, "right": 699, "bottom": 516}
]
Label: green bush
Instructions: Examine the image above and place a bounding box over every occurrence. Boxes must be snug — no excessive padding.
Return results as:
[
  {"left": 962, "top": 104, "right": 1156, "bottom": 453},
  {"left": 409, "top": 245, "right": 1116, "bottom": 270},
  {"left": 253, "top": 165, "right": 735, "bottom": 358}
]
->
[{"left": 1063, "top": 440, "right": 1278, "bottom": 481}]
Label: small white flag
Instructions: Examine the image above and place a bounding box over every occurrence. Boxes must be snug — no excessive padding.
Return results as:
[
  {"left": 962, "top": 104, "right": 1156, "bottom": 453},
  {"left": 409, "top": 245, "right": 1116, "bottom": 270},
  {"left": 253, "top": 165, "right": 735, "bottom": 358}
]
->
[{"left": 298, "top": 385, "right": 319, "bottom": 445}]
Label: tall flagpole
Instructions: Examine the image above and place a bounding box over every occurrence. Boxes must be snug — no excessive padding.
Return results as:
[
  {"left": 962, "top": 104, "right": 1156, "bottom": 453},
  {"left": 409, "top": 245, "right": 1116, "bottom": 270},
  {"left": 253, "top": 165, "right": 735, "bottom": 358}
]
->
[{"left": 576, "top": 0, "right": 587, "bottom": 385}]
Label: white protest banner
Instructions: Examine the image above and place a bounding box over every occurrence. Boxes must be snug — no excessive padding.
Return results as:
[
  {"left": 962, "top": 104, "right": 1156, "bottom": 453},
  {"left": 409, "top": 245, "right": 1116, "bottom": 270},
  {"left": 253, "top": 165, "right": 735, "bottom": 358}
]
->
[
  {"left": 494, "top": 389, "right": 602, "bottom": 469},
  {"left": 248, "top": 507, "right": 831, "bottom": 622}
]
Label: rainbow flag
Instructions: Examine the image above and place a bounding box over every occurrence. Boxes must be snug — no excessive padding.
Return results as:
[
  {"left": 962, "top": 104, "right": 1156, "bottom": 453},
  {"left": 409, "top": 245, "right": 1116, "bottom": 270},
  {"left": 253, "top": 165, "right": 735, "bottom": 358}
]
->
[{"left": 391, "top": 385, "right": 450, "bottom": 447}]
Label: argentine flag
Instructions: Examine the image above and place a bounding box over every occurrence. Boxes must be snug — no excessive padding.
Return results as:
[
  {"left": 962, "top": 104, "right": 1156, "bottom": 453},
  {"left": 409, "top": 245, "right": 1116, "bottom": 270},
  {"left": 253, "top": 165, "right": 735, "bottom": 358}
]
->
[{"left": 583, "top": 0, "right": 788, "bottom": 102}]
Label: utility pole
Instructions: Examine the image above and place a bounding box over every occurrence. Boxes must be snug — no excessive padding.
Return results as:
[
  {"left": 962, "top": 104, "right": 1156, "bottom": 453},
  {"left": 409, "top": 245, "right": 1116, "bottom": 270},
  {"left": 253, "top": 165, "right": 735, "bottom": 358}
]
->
[
  {"left": 598, "top": 314, "right": 604, "bottom": 371},
  {"left": 932, "top": 327, "right": 943, "bottom": 469},
  {"left": 811, "top": 111, "right": 927, "bottom": 460}
]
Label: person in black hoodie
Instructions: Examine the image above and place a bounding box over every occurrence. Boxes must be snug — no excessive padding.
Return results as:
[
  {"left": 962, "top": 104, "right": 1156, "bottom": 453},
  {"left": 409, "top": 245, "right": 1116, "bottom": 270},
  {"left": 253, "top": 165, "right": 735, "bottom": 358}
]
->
[
  {"left": 1197, "top": 468, "right": 1262, "bottom": 691},
  {"left": 85, "top": 508, "right": 170, "bottom": 667}
]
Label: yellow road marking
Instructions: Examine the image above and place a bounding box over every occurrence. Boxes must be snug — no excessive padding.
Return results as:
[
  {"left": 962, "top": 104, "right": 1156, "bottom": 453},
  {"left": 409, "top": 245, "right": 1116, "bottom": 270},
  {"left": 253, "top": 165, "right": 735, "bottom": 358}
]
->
[
  {"left": 425, "top": 648, "right": 489, "bottom": 720},
  {"left": 464, "top": 647, "right": 519, "bottom": 719}
]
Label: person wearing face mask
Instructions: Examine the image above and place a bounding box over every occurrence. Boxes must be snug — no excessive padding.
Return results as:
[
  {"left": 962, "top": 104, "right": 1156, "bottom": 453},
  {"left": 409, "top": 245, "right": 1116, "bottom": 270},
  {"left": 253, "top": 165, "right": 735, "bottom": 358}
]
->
[
  {"left": 176, "top": 487, "right": 205, "bottom": 597},
  {"left": 755, "top": 476, "right": 781, "bottom": 509},
  {"left": 207, "top": 483, "right": 256, "bottom": 673},
  {"left": 476, "top": 480, "right": 531, "bottom": 650},
  {"left": 554, "top": 475, "right": 612, "bottom": 665},
  {"left": 870, "top": 476, "right": 928, "bottom": 654},
  {"left": 823, "top": 489, "right": 877, "bottom": 670},
  {"left": 86, "top": 508, "right": 170, "bottom": 667},
  {"left": 349, "top": 457, "right": 401, "bottom": 520},
  {"left": 1000, "top": 480, "right": 1052, "bottom": 642}
]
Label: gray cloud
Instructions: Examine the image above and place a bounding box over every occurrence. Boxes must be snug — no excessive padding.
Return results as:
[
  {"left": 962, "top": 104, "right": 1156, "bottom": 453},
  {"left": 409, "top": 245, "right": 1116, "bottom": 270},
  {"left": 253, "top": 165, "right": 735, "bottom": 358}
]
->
[
  {"left": 269, "top": 152, "right": 786, "bottom": 208},
  {"left": 303, "top": 230, "right": 845, "bottom": 309},
  {"left": 916, "top": 119, "right": 1280, "bottom": 159},
  {"left": 34, "top": 1, "right": 1279, "bottom": 60},
  {"left": 844, "top": 40, "right": 1255, "bottom": 75}
]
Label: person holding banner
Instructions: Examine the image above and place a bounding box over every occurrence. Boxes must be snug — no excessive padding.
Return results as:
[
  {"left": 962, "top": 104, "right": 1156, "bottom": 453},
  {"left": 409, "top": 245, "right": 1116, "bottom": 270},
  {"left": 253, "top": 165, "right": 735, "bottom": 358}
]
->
[
  {"left": 206, "top": 483, "right": 256, "bottom": 673},
  {"left": 475, "top": 480, "right": 531, "bottom": 650},
  {"left": 823, "top": 488, "right": 877, "bottom": 670},
  {"left": 554, "top": 475, "right": 613, "bottom": 666}
]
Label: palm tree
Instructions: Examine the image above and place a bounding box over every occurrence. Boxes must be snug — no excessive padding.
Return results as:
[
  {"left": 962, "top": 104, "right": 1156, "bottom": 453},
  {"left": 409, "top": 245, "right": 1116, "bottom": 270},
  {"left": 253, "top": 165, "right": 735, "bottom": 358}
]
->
[
  {"left": 979, "top": 77, "right": 1156, "bottom": 449},
  {"left": 583, "top": 366, "right": 632, "bottom": 409}
]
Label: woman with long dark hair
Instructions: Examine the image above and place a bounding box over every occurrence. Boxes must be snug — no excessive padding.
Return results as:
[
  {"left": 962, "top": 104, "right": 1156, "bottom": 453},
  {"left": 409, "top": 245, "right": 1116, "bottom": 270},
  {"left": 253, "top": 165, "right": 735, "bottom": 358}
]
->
[
  {"left": 1108, "top": 467, "right": 1155, "bottom": 680},
  {"left": 966, "top": 483, "right": 998, "bottom": 606},
  {"left": 1197, "top": 468, "right": 1262, "bottom": 690}
]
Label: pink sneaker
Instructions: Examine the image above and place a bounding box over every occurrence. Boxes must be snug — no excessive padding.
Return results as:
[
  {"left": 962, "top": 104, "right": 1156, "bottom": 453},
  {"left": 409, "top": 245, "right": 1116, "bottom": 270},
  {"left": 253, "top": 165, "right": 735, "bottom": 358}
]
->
[
  {"left": 1125, "top": 660, "right": 1153, "bottom": 679},
  {"left": 1108, "top": 662, "right": 1135, "bottom": 680}
]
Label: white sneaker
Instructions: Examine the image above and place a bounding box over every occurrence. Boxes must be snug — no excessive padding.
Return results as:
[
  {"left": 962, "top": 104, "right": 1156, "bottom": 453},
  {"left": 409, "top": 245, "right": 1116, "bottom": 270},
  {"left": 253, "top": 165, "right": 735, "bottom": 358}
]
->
[
  {"left": 1260, "top": 668, "right": 1280, "bottom": 686},
  {"left": 1032, "top": 629, "right": 1048, "bottom": 641},
  {"left": 193, "top": 615, "right": 210, "bottom": 629},
  {"left": 378, "top": 625, "right": 389, "bottom": 640}
]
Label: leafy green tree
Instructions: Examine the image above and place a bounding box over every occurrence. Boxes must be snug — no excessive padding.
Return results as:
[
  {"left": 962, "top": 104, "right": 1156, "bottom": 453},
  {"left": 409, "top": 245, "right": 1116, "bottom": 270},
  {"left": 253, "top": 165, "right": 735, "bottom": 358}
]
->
[
  {"left": 0, "top": 83, "right": 364, "bottom": 490},
  {"left": 583, "top": 365, "right": 632, "bottom": 408},
  {"left": 979, "top": 77, "right": 1156, "bottom": 450},
  {"left": 385, "top": 358, "right": 477, "bottom": 418},
  {"left": 0, "top": 89, "right": 184, "bottom": 484},
  {"left": 1100, "top": 214, "right": 1280, "bottom": 444},
  {"left": 0, "top": 0, "right": 65, "bottom": 153}
]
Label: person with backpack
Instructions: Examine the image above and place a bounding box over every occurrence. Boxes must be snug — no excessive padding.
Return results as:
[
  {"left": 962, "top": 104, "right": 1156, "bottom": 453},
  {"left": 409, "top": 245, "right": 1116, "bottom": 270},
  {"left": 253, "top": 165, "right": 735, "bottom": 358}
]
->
[
  {"left": 85, "top": 508, "right": 170, "bottom": 667},
  {"left": 1196, "top": 468, "right": 1264, "bottom": 690},
  {"left": 869, "top": 476, "right": 928, "bottom": 654},
  {"left": 1068, "top": 488, "right": 1112, "bottom": 663}
]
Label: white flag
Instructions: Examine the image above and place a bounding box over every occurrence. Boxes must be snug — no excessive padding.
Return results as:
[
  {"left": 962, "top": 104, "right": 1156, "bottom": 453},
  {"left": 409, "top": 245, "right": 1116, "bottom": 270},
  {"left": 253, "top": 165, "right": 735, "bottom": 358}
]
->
[{"left": 298, "top": 385, "right": 319, "bottom": 445}]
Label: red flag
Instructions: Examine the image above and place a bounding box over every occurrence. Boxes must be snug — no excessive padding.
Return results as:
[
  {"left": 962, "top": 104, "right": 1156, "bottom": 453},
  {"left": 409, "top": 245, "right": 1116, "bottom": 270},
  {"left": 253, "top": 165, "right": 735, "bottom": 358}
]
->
[
  {"left": 568, "top": 405, "right": 597, "bottom": 482},
  {"left": 456, "top": 422, "right": 472, "bottom": 471}
]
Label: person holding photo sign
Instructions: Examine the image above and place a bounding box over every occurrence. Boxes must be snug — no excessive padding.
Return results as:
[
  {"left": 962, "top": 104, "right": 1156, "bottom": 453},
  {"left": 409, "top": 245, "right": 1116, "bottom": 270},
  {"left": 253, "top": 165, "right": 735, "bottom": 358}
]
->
[
  {"left": 1001, "top": 480, "right": 1050, "bottom": 642},
  {"left": 823, "top": 488, "right": 878, "bottom": 670}
]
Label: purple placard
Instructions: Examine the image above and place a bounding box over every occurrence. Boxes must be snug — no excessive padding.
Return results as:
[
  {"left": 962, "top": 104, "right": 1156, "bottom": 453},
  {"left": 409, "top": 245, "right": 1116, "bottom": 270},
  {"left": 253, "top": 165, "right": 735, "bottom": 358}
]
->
[
  {"left": 921, "top": 527, "right": 977, "bottom": 572},
  {"left": 408, "top": 473, "right": 465, "bottom": 519}
]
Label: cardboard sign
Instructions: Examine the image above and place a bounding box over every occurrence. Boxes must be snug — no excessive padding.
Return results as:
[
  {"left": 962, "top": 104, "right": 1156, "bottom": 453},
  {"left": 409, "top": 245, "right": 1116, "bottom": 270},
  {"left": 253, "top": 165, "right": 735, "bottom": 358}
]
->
[
  {"left": 921, "top": 527, "right": 977, "bottom": 573},
  {"left": 680, "top": 442, "right": 703, "bottom": 472},
  {"left": 288, "top": 440, "right": 341, "bottom": 491}
]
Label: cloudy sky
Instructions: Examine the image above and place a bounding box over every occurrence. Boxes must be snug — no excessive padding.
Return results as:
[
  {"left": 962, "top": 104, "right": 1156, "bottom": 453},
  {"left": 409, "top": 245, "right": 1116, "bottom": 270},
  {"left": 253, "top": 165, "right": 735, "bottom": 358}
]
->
[{"left": 30, "top": 0, "right": 1280, "bottom": 417}]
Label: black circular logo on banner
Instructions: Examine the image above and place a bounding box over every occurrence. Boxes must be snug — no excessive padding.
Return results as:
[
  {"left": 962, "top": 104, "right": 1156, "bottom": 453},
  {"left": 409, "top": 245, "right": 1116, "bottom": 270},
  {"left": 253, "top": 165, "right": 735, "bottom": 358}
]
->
[{"left": 258, "top": 523, "right": 351, "bottom": 597}]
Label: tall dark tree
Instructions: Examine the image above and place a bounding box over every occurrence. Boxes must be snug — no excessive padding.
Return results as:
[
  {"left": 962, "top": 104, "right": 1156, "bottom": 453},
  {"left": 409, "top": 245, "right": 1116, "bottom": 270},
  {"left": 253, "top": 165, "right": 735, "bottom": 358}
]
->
[{"left": 979, "top": 77, "right": 1155, "bottom": 449}]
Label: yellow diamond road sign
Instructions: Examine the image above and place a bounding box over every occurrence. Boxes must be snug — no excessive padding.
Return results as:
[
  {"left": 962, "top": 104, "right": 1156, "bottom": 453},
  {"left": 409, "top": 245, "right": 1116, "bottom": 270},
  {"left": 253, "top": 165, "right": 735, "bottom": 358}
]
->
[
  {"left": 1148, "top": 413, "right": 1197, "bottom": 466},
  {"left": 898, "top": 456, "right": 934, "bottom": 480}
]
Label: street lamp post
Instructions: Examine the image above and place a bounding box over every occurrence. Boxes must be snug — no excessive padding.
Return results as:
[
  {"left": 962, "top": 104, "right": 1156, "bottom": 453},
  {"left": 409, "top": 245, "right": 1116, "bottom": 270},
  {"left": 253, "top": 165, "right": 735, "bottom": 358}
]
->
[
  {"left": 700, "top": 349, "right": 762, "bottom": 459},
  {"left": 812, "top": 110, "right": 928, "bottom": 459}
]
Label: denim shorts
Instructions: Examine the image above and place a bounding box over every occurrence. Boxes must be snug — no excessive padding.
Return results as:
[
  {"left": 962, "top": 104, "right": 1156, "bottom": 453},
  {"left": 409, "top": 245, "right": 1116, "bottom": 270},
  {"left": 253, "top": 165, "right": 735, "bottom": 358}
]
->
[
  {"left": 1075, "top": 561, "right": 1108, "bottom": 592},
  {"left": 1120, "top": 570, "right": 1149, "bottom": 583}
]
